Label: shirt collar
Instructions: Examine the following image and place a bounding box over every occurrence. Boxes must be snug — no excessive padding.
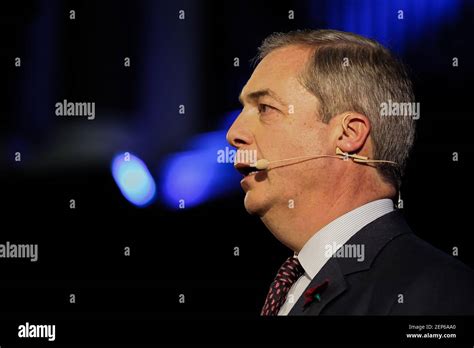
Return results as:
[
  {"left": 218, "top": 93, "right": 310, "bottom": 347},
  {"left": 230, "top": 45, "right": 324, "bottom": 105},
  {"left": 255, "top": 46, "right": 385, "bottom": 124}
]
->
[{"left": 296, "top": 199, "right": 395, "bottom": 279}]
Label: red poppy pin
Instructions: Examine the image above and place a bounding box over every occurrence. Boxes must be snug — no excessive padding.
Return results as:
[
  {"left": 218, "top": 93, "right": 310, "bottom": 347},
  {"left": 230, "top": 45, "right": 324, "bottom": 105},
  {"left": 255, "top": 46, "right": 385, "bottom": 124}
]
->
[{"left": 303, "top": 279, "right": 329, "bottom": 310}]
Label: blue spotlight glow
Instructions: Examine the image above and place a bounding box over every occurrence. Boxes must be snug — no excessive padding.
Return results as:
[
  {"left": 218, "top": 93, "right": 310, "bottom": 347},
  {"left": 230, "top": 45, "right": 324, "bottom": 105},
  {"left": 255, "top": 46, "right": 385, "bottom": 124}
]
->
[
  {"left": 111, "top": 153, "right": 156, "bottom": 207},
  {"left": 161, "top": 150, "right": 217, "bottom": 208},
  {"left": 160, "top": 129, "right": 241, "bottom": 209},
  {"left": 317, "top": 0, "right": 462, "bottom": 53},
  {"left": 219, "top": 109, "right": 241, "bottom": 130}
]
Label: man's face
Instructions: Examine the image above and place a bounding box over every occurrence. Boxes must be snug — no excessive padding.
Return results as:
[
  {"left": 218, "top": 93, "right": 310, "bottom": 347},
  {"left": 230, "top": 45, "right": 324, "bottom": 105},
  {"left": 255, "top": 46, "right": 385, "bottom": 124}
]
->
[{"left": 227, "top": 45, "right": 334, "bottom": 217}]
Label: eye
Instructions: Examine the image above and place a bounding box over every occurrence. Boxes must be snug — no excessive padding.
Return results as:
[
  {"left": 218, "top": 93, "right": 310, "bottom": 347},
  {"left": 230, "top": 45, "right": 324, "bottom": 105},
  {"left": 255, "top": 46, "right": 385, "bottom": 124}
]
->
[{"left": 257, "top": 103, "right": 276, "bottom": 115}]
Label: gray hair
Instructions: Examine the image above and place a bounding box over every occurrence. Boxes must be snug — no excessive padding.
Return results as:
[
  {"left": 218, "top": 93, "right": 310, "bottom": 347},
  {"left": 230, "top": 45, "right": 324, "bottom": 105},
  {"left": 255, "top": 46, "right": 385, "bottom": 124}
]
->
[{"left": 257, "top": 29, "right": 416, "bottom": 189}]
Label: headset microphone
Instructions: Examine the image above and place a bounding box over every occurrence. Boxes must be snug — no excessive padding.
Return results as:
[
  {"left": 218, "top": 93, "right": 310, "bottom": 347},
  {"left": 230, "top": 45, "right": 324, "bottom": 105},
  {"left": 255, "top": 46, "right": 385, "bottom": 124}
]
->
[
  {"left": 240, "top": 147, "right": 397, "bottom": 171},
  {"left": 235, "top": 114, "right": 398, "bottom": 171}
]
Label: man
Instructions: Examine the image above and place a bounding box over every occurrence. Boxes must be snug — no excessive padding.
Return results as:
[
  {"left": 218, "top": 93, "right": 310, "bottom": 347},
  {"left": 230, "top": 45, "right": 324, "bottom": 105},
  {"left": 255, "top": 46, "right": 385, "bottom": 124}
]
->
[{"left": 226, "top": 29, "right": 474, "bottom": 315}]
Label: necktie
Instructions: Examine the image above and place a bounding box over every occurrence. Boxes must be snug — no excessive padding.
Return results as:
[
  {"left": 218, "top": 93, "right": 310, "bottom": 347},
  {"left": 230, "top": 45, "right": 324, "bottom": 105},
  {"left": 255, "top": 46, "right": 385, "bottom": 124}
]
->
[{"left": 261, "top": 256, "right": 305, "bottom": 316}]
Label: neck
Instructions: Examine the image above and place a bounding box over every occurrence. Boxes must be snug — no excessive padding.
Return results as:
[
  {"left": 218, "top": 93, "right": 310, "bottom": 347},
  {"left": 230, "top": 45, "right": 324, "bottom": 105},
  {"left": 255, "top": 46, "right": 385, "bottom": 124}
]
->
[{"left": 261, "top": 173, "right": 394, "bottom": 253}]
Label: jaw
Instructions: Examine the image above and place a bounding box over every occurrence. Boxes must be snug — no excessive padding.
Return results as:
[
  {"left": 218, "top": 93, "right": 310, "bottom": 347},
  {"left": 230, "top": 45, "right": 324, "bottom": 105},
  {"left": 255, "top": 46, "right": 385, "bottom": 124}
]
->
[
  {"left": 243, "top": 189, "right": 271, "bottom": 216},
  {"left": 257, "top": 180, "right": 325, "bottom": 250}
]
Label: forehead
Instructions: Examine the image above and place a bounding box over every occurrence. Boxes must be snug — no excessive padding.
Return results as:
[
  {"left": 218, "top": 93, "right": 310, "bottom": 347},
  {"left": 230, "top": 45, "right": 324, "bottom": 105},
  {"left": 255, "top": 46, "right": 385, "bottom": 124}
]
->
[{"left": 242, "top": 45, "right": 313, "bottom": 98}]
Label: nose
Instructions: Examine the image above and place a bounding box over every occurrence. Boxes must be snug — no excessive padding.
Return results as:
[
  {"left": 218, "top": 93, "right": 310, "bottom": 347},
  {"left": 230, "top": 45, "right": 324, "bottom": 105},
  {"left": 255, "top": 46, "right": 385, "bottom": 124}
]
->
[{"left": 226, "top": 113, "right": 253, "bottom": 148}]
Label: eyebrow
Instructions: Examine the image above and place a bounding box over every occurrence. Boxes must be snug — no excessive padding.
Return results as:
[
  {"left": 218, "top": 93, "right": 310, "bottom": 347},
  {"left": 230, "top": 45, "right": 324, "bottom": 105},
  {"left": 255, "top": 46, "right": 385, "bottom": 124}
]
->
[{"left": 238, "top": 88, "right": 287, "bottom": 107}]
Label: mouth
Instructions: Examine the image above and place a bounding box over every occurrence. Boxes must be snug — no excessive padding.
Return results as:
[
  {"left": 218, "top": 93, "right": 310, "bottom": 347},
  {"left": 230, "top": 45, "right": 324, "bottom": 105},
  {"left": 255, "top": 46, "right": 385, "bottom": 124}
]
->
[{"left": 234, "top": 162, "right": 259, "bottom": 177}]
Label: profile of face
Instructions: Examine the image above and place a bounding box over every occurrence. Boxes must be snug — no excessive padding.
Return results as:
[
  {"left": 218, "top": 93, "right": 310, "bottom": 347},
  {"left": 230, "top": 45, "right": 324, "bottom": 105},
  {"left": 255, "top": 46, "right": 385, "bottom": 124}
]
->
[{"left": 226, "top": 45, "right": 339, "bottom": 218}]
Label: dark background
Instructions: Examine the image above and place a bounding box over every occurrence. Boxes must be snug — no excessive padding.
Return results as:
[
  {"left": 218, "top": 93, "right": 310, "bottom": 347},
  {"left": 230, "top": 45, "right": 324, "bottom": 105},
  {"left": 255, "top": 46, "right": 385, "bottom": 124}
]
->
[{"left": 1, "top": 0, "right": 474, "bottom": 344}]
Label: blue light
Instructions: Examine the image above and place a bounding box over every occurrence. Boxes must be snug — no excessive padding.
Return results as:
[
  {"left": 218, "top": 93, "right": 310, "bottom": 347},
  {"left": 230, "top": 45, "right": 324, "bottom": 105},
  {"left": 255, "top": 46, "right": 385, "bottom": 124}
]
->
[
  {"left": 219, "top": 109, "right": 240, "bottom": 130},
  {"left": 111, "top": 153, "right": 156, "bottom": 207},
  {"left": 160, "top": 129, "right": 241, "bottom": 209},
  {"left": 161, "top": 150, "right": 217, "bottom": 208},
  {"left": 317, "top": 0, "right": 463, "bottom": 54}
]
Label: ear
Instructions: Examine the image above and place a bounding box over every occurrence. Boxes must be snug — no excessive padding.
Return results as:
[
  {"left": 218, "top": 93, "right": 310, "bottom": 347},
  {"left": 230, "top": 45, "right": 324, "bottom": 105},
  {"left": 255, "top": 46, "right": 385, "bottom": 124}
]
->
[{"left": 331, "top": 112, "right": 371, "bottom": 155}]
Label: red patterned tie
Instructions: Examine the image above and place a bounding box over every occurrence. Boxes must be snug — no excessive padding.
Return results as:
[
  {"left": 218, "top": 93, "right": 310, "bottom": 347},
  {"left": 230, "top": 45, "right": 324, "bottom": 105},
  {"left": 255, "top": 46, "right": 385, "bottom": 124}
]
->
[{"left": 261, "top": 256, "right": 305, "bottom": 316}]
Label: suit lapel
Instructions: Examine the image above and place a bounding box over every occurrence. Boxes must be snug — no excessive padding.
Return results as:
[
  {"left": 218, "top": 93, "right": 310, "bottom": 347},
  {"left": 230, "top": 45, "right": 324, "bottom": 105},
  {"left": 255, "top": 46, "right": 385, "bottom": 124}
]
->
[
  {"left": 288, "top": 257, "right": 347, "bottom": 315},
  {"left": 288, "top": 210, "right": 412, "bottom": 315}
]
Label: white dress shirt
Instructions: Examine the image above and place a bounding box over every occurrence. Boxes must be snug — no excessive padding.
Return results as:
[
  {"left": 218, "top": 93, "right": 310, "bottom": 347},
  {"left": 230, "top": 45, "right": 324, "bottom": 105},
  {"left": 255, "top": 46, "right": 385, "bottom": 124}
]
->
[{"left": 278, "top": 198, "right": 395, "bottom": 315}]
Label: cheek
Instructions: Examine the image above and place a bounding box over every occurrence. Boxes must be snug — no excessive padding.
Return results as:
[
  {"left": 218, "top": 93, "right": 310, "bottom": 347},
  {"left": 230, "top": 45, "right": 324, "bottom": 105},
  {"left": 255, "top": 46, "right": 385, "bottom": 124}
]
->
[
  {"left": 287, "top": 128, "right": 325, "bottom": 158},
  {"left": 266, "top": 166, "right": 319, "bottom": 208},
  {"left": 255, "top": 112, "right": 327, "bottom": 169},
  {"left": 267, "top": 131, "right": 330, "bottom": 189},
  {"left": 267, "top": 168, "right": 302, "bottom": 198},
  {"left": 255, "top": 130, "right": 289, "bottom": 159}
]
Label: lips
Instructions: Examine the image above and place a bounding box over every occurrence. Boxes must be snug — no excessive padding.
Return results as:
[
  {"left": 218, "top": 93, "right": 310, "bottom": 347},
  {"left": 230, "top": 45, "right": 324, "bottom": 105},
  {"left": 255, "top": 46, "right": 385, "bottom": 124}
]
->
[{"left": 234, "top": 162, "right": 259, "bottom": 177}]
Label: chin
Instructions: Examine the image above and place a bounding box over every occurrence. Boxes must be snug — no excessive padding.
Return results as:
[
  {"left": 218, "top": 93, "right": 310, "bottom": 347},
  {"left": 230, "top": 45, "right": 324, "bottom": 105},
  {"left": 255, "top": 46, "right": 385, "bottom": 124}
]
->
[{"left": 243, "top": 190, "right": 270, "bottom": 216}]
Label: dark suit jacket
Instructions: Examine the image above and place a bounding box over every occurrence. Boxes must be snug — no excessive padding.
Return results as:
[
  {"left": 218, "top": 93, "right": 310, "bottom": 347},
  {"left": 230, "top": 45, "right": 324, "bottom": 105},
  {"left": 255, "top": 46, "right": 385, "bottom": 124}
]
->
[{"left": 288, "top": 210, "right": 474, "bottom": 315}]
